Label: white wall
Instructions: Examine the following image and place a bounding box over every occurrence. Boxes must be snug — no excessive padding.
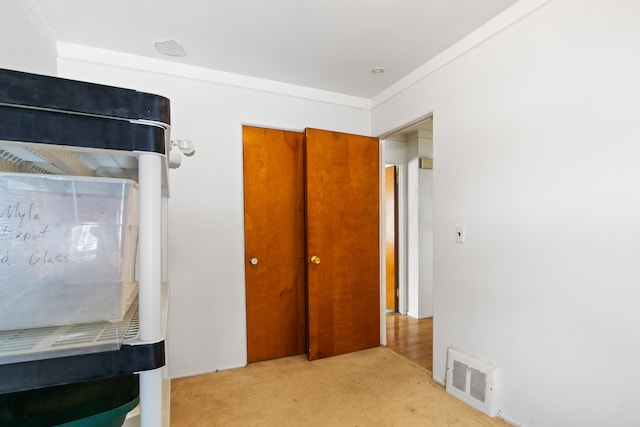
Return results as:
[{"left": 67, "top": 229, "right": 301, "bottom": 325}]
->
[
  {"left": 0, "top": 2, "right": 56, "bottom": 75},
  {"left": 416, "top": 131, "right": 434, "bottom": 318},
  {"left": 57, "top": 50, "right": 371, "bottom": 378},
  {"left": 373, "top": 0, "right": 640, "bottom": 425}
]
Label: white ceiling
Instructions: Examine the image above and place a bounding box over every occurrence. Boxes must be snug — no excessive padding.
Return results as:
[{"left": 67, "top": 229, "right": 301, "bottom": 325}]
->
[{"left": 31, "top": 0, "right": 519, "bottom": 99}]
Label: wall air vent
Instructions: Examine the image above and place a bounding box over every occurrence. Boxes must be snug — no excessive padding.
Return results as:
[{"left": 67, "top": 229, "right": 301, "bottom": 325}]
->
[{"left": 446, "top": 348, "right": 498, "bottom": 416}]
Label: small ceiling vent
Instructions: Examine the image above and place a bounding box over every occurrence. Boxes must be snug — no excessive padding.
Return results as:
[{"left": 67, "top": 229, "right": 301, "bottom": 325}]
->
[{"left": 446, "top": 348, "right": 499, "bottom": 417}]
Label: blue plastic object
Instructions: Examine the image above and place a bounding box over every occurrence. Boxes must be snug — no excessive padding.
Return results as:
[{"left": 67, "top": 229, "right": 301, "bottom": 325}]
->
[{"left": 0, "top": 375, "right": 139, "bottom": 427}]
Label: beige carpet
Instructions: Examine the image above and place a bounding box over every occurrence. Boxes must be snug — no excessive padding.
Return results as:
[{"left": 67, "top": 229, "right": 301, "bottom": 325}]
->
[{"left": 171, "top": 347, "right": 509, "bottom": 427}]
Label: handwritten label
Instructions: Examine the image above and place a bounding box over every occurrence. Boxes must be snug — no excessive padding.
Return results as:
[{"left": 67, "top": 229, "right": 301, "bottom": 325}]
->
[
  {"left": 0, "top": 202, "right": 41, "bottom": 227},
  {"left": 2, "top": 224, "right": 51, "bottom": 241},
  {"left": 29, "top": 251, "right": 70, "bottom": 265},
  {"left": 0, "top": 201, "right": 71, "bottom": 267}
]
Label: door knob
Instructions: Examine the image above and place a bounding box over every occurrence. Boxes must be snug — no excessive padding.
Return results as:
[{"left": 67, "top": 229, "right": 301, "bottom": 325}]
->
[
  {"left": 249, "top": 257, "right": 259, "bottom": 265},
  {"left": 310, "top": 255, "right": 321, "bottom": 265}
]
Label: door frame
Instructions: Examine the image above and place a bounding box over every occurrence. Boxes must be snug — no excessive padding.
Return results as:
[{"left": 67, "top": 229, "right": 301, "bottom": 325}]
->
[
  {"left": 393, "top": 164, "right": 408, "bottom": 316},
  {"left": 379, "top": 159, "right": 408, "bottom": 346},
  {"left": 379, "top": 114, "right": 433, "bottom": 344},
  {"left": 381, "top": 163, "right": 407, "bottom": 316},
  {"left": 384, "top": 165, "right": 400, "bottom": 313}
]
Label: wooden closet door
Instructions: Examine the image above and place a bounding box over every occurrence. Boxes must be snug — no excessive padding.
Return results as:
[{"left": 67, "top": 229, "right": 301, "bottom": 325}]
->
[
  {"left": 305, "top": 128, "right": 380, "bottom": 360},
  {"left": 243, "top": 126, "right": 306, "bottom": 362}
]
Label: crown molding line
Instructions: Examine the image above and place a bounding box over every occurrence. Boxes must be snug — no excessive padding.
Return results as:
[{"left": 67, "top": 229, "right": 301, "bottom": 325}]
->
[
  {"left": 56, "top": 43, "right": 371, "bottom": 111},
  {"left": 53, "top": 0, "right": 550, "bottom": 113},
  {"left": 370, "top": 0, "right": 552, "bottom": 109}
]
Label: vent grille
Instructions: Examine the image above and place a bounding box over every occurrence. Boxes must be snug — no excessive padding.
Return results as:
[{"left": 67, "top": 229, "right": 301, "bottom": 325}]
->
[{"left": 446, "top": 348, "right": 498, "bottom": 416}]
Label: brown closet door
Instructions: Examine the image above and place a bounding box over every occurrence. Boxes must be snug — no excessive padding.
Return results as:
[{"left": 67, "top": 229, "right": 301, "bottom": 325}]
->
[
  {"left": 305, "top": 128, "right": 380, "bottom": 360},
  {"left": 243, "top": 126, "right": 306, "bottom": 362}
]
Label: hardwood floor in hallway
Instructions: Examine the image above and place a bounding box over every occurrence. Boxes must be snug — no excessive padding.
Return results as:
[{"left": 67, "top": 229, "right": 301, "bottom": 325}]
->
[{"left": 385, "top": 314, "right": 433, "bottom": 372}]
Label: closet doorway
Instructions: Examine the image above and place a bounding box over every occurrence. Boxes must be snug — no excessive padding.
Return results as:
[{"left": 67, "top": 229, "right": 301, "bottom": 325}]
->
[
  {"left": 243, "top": 126, "right": 380, "bottom": 363},
  {"left": 383, "top": 117, "right": 434, "bottom": 372}
]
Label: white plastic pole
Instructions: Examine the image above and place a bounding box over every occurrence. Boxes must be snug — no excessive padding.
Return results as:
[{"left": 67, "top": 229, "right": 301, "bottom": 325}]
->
[
  {"left": 139, "top": 369, "right": 164, "bottom": 427},
  {"left": 162, "top": 197, "right": 168, "bottom": 283},
  {"left": 137, "top": 152, "right": 164, "bottom": 427},
  {"left": 137, "top": 152, "right": 162, "bottom": 341}
]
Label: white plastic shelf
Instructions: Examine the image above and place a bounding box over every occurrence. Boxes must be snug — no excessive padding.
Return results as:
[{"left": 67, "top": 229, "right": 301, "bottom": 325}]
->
[
  {"left": 0, "top": 283, "right": 169, "bottom": 395},
  {"left": 0, "top": 297, "right": 139, "bottom": 365},
  {"left": 0, "top": 281, "right": 170, "bottom": 367},
  {"left": 0, "top": 68, "right": 170, "bottom": 426}
]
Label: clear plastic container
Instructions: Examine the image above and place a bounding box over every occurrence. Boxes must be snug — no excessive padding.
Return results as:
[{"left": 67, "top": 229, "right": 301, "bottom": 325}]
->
[{"left": 0, "top": 173, "right": 138, "bottom": 331}]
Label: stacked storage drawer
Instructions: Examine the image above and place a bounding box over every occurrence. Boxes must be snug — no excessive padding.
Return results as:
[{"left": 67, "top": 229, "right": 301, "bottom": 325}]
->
[{"left": 0, "top": 173, "right": 139, "bottom": 330}]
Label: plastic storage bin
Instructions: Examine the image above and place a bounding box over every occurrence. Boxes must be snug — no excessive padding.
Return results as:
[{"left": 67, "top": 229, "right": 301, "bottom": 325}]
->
[
  {"left": 0, "top": 374, "right": 139, "bottom": 427},
  {"left": 0, "top": 173, "right": 138, "bottom": 331}
]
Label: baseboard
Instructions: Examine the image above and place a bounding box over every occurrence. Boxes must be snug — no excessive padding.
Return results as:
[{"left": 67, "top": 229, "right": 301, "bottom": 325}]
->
[{"left": 170, "top": 362, "right": 247, "bottom": 380}]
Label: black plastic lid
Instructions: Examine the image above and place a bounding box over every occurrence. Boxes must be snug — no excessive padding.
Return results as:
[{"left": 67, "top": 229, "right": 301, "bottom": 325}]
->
[
  {"left": 0, "top": 68, "right": 170, "bottom": 125},
  {"left": 0, "top": 106, "right": 166, "bottom": 154}
]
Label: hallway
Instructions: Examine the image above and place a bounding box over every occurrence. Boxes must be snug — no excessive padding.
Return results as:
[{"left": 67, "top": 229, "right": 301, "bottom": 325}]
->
[{"left": 386, "top": 314, "right": 433, "bottom": 372}]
